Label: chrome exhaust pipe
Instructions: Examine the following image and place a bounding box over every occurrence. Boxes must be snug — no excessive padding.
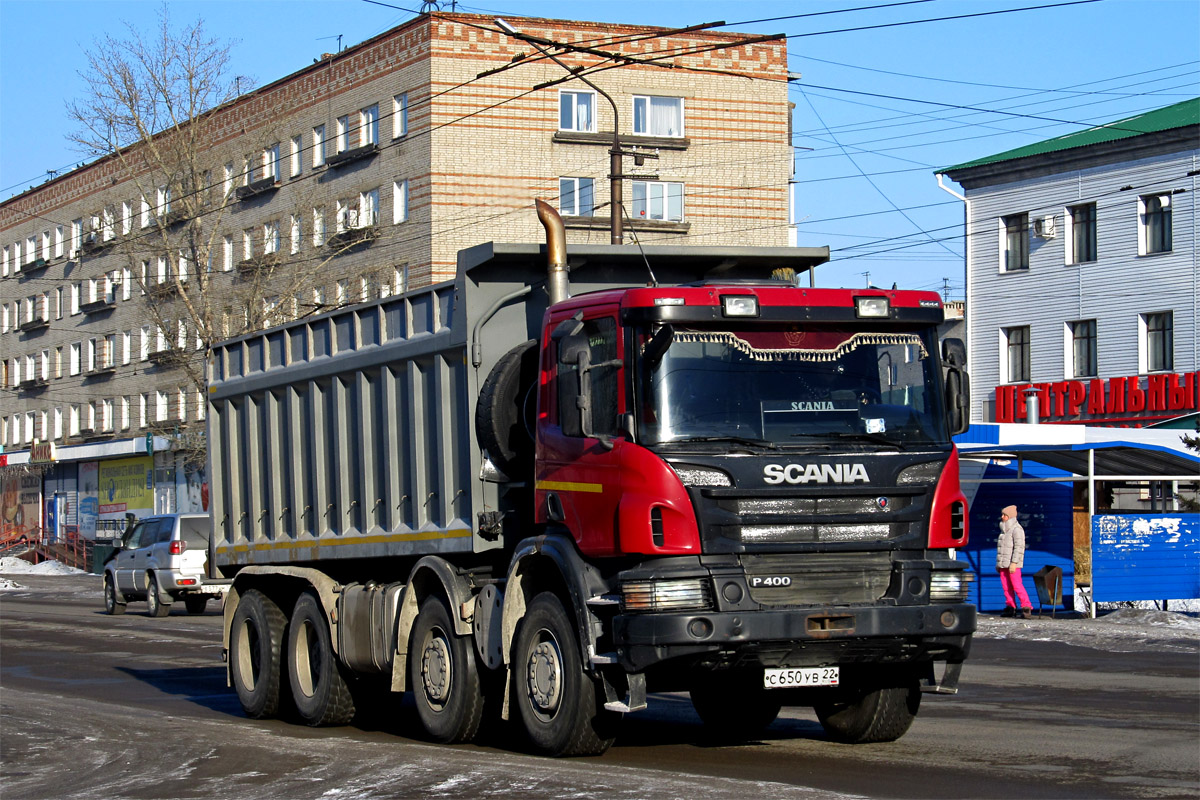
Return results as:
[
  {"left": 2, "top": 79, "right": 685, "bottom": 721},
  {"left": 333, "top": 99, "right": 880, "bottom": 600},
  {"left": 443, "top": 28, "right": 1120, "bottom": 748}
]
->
[{"left": 535, "top": 198, "right": 569, "bottom": 305}]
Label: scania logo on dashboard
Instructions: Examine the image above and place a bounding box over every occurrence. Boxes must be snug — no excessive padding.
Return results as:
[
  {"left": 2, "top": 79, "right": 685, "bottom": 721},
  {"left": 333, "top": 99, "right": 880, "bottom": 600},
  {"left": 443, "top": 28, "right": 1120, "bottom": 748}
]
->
[{"left": 763, "top": 463, "right": 870, "bottom": 485}]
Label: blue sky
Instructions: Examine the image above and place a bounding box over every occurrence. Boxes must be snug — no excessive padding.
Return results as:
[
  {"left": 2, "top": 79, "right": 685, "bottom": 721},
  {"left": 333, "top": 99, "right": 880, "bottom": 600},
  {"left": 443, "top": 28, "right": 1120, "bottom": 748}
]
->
[{"left": 2, "top": 0, "right": 1197, "bottom": 295}]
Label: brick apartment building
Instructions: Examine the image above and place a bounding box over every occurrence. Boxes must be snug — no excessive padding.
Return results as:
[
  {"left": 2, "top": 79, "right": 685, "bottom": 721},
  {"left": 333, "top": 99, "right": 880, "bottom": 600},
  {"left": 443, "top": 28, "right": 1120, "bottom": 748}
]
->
[{"left": 0, "top": 12, "right": 796, "bottom": 535}]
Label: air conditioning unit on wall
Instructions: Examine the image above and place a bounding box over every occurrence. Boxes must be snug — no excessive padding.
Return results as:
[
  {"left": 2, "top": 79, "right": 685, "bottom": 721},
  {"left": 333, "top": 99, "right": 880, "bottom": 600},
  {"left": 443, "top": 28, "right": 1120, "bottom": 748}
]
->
[{"left": 1033, "top": 216, "right": 1056, "bottom": 238}]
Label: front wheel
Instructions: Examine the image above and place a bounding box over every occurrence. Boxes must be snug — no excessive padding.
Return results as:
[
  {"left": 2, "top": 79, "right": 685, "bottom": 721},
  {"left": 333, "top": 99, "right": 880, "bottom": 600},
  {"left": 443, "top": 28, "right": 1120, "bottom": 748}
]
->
[
  {"left": 287, "top": 592, "right": 356, "bottom": 726},
  {"left": 814, "top": 677, "right": 921, "bottom": 743},
  {"left": 690, "top": 672, "right": 782, "bottom": 740},
  {"left": 146, "top": 574, "right": 171, "bottom": 618},
  {"left": 410, "top": 595, "right": 483, "bottom": 743},
  {"left": 511, "top": 591, "right": 619, "bottom": 757},
  {"left": 104, "top": 575, "right": 126, "bottom": 616}
]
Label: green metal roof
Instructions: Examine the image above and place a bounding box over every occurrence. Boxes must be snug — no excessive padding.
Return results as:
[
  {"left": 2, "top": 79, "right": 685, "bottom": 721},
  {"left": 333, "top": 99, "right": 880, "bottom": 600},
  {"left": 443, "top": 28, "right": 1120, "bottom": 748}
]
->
[{"left": 939, "top": 98, "right": 1200, "bottom": 174}]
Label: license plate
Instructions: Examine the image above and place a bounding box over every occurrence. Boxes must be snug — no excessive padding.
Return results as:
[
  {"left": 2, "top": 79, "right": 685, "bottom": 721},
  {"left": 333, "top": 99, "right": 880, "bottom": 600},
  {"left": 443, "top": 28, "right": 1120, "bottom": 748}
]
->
[{"left": 763, "top": 666, "right": 839, "bottom": 689}]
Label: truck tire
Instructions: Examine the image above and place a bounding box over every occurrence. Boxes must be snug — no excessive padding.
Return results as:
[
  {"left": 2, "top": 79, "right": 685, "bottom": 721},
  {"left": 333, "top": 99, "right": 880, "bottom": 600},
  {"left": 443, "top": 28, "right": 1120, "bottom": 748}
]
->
[
  {"left": 230, "top": 589, "right": 287, "bottom": 719},
  {"left": 146, "top": 573, "right": 171, "bottom": 618},
  {"left": 410, "top": 594, "right": 483, "bottom": 743},
  {"left": 185, "top": 596, "right": 209, "bottom": 615},
  {"left": 814, "top": 679, "right": 921, "bottom": 744},
  {"left": 511, "top": 591, "right": 618, "bottom": 757},
  {"left": 690, "top": 672, "right": 782, "bottom": 740},
  {"left": 286, "top": 592, "right": 356, "bottom": 726},
  {"left": 104, "top": 575, "right": 126, "bottom": 616},
  {"left": 476, "top": 340, "right": 538, "bottom": 478}
]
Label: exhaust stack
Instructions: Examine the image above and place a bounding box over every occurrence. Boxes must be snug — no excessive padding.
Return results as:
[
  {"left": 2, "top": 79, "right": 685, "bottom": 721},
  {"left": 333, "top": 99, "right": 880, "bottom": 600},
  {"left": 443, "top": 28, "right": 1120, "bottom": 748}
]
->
[{"left": 536, "top": 198, "right": 569, "bottom": 305}]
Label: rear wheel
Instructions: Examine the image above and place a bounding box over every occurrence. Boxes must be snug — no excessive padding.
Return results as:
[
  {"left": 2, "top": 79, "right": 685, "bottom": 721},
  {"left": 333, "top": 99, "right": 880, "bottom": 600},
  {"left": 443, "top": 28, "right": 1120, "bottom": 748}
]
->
[
  {"left": 286, "top": 592, "right": 355, "bottom": 726},
  {"left": 690, "top": 672, "right": 783, "bottom": 740},
  {"left": 104, "top": 575, "right": 126, "bottom": 616},
  {"left": 814, "top": 676, "right": 921, "bottom": 743},
  {"left": 146, "top": 573, "right": 171, "bottom": 617},
  {"left": 230, "top": 589, "right": 288, "bottom": 719},
  {"left": 511, "top": 591, "right": 619, "bottom": 756},
  {"left": 410, "top": 594, "right": 483, "bottom": 743},
  {"left": 184, "top": 596, "right": 209, "bottom": 615}
]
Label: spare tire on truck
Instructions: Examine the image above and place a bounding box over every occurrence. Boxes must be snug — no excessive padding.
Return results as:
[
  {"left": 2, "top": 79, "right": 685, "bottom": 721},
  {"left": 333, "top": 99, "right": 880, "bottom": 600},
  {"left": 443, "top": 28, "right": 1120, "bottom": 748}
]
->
[{"left": 476, "top": 340, "right": 539, "bottom": 479}]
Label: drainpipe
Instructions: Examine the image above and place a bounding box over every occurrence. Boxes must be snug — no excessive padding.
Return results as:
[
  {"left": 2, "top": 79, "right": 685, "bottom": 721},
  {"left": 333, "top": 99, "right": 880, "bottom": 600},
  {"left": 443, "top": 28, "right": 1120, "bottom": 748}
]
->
[{"left": 938, "top": 173, "right": 972, "bottom": 418}]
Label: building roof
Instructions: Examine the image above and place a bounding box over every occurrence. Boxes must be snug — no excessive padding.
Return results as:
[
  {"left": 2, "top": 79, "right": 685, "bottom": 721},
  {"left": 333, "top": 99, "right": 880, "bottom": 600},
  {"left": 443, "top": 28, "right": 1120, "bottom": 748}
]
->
[{"left": 939, "top": 98, "right": 1200, "bottom": 174}]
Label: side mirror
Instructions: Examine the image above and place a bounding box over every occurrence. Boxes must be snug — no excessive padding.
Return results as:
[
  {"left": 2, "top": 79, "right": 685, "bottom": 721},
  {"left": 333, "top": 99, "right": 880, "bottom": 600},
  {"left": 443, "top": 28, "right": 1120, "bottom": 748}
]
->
[
  {"left": 557, "top": 333, "right": 590, "bottom": 439},
  {"left": 942, "top": 337, "right": 966, "bottom": 369},
  {"left": 945, "top": 367, "right": 971, "bottom": 436}
]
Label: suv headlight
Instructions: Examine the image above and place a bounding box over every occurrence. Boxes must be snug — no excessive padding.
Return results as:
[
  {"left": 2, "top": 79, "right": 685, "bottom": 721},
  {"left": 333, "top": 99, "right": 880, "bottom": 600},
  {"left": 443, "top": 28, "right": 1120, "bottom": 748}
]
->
[
  {"left": 930, "top": 570, "right": 974, "bottom": 602},
  {"left": 620, "top": 579, "right": 713, "bottom": 613}
]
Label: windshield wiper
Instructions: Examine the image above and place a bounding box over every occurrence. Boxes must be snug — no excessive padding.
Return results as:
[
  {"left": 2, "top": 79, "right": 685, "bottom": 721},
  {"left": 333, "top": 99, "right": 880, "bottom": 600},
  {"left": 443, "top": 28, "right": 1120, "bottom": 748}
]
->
[
  {"left": 667, "top": 435, "right": 778, "bottom": 450},
  {"left": 812, "top": 431, "right": 905, "bottom": 450}
]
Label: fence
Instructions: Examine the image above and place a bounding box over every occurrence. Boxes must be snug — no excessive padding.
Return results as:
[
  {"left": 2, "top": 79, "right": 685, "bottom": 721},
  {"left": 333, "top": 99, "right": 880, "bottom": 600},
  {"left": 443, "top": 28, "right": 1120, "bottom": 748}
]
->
[{"left": 1093, "top": 514, "right": 1200, "bottom": 603}]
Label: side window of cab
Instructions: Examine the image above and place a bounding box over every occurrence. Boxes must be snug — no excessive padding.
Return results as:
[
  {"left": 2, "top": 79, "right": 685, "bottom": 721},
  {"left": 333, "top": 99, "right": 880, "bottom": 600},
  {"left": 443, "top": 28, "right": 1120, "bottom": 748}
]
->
[{"left": 555, "top": 315, "right": 621, "bottom": 438}]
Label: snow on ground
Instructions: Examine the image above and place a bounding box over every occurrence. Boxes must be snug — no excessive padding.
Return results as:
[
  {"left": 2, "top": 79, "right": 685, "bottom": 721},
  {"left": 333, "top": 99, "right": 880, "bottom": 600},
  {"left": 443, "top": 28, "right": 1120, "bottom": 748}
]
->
[
  {"left": 975, "top": 606, "right": 1200, "bottom": 653},
  {"left": 0, "top": 556, "right": 87, "bottom": 576},
  {"left": 0, "top": 577, "right": 23, "bottom": 591}
]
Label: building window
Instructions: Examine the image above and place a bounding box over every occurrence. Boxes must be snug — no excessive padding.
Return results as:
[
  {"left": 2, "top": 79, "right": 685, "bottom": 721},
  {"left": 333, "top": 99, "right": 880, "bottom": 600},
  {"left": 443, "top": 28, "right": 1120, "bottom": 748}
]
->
[
  {"left": 263, "top": 143, "right": 281, "bottom": 182},
  {"left": 313, "top": 125, "right": 326, "bottom": 167},
  {"left": 1143, "top": 311, "right": 1173, "bottom": 372},
  {"left": 393, "top": 180, "right": 408, "bottom": 224},
  {"left": 359, "top": 188, "right": 379, "bottom": 227},
  {"left": 263, "top": 221, "right": 280, "bottom": 254},
  {"left": 393, "top": 93, "right": 408, "bottom": 139},
  {"left": 290, "top": 215, "right": 301, "bottom": 254},
  {"left": 1004, "top": 326, "right": 1030, "bottom": 383},
  {"left": 559, "top": 177, "right": 595, "bottom": 216},
  {"left": 361, "top": 104, "right": 379, "bottom": 147},
  {"left": 1002, "top": 214, "right": 1029, "bottom": 272},
  {"left": 1140, "top": 194, "right": 1172, "bottom": 255},
  {"left": 559, "top": 90, "right": 596, "bottom": 132},
  {"left": 313, "top": 207, "right": 325, "bottom": 247},
  {"left": 290, "top": 135, "right": 302, "bottom": 178},
  {"left": 1069, "top": 319, "right": 1097, "bottom": 378},
  {"left": 336, "top": 115, "right": 350, "bottom": 153},
  {"left": 243, "top": 229, "right": 254, "bottom": 261},
  {"left": 633, "top": 95, "right": 684, "bottom": 137},
  {"left": 1067, "top": 203, "right": 1096, "bottom": 264},
  {"left": 631, "top": 180, "right": 684, "bottom": 222},
  {"left": 224, "top": 162, "right": 235, "bottom": 197},
  {"left": 223, "top": 236, "right": 234, "bottom": 271},
  {"left": 70, "top": 342, "right": 81, "bottom": 376}
]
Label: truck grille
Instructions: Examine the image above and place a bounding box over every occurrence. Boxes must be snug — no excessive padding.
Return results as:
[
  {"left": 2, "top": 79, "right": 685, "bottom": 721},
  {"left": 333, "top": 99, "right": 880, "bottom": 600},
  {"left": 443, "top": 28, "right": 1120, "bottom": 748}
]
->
[
  {"left": 742, "top": 553, "right": 892, "bottom": 606},
  {"left": 707, "top": 491, "right": 918, "bottom": 546}
]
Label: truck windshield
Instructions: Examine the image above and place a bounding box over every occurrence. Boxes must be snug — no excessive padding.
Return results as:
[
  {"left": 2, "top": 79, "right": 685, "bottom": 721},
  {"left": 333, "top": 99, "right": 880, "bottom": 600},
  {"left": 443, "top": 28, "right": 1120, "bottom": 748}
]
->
[{"left": 637, "top": 324, "right": 949, "bottom": 448}]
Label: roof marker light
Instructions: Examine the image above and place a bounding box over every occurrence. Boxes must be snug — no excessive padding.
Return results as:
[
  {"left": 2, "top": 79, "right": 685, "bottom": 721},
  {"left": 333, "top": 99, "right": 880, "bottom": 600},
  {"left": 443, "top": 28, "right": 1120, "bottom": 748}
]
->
[
  {"left": 654, "top": 297, "right": 685, "bottom": 306},
  {"left": 722, "top": 295, "right": 759, "bottom": 317}
]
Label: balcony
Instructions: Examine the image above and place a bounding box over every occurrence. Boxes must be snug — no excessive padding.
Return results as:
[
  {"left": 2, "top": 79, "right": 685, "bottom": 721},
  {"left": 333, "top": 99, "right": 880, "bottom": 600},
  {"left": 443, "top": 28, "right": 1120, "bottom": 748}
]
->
[
  {"left": 80, "top": 234, "right": 116, "bottom": 256},
  {"left": 18, "top": 257, "right": 50, "bottom": 278},
  {"left": 18, "top": 376, "right": 48, "bottom": 394},
  {"left": 162, "top": 207, "right": 190, "bottom": 227},
  {"left": 326, "top": 142, "right": 378, "bottom": 169},
  {"left": 237, "top": 252, "right": 282, "bottom": 277},
  {"left": 80, "top": 296, "right": 117, "bottom": 315},
  {"left": 83, "top": 363, "right": 117, "bottom": 381},
  {"left": 147, "top": 346, "right": 191, "bottom": 367},
  {"left": 147, "top": 280, "right": 184, "bottom": 300},
  {"left": 235, "top": 177, "right": 280, "bottom": 202},
  {"left": 17, "top": 317, "right": 50, "bottom": 334},
  {"left": 327, "top": 224, "right": 379, "bottom": 253}
]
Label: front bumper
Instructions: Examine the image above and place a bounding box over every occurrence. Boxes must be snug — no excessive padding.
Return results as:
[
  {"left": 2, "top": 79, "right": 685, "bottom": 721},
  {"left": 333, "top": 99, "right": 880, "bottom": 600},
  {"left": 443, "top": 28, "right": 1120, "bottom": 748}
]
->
[{"left": 613, "top": 602, "right": 975, "bottom": 673}]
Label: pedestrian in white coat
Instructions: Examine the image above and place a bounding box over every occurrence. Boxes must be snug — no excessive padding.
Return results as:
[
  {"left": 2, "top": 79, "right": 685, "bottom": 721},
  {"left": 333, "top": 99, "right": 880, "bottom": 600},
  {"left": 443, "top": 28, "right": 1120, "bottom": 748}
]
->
[{"left": 998, "top": 505, "right": 1032, "bottom": 619}]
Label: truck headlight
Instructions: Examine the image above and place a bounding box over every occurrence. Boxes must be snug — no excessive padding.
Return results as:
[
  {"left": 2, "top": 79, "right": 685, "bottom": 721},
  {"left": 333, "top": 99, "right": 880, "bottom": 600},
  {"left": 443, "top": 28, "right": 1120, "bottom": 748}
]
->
[
  {"left": 620, "top": 579, "right": 713, "bottom": 613},
  {"left": 930, "top": 570, "right": 973, "bottom": 602}
]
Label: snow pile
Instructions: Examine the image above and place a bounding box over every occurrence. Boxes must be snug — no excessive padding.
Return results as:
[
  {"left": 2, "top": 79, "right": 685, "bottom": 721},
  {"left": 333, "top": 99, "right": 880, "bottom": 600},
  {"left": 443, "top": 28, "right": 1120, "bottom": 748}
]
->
[
  {"left": 0, "top": 556, "right": 87, "bottom": 575},
  {"left": 1096, "top": 607, "right": 1200, "bottom": 630},
  {"left": 0, "top": 577, "right": 23, "bottom": 591}
]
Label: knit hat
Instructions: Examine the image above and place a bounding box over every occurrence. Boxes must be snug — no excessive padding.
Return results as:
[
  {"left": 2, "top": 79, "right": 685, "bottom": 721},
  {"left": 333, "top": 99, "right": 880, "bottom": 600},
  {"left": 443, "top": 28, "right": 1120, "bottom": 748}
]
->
[{"left": 1002, "top": 505, "right": 1018, "bottom": 518}]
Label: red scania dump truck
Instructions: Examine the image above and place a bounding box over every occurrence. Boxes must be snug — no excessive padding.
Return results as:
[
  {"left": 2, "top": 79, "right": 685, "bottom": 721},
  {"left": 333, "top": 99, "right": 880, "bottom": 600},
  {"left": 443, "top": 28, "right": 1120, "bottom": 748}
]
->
[{"left": 208, "top": 201, "right": 974, "bottom": 756}]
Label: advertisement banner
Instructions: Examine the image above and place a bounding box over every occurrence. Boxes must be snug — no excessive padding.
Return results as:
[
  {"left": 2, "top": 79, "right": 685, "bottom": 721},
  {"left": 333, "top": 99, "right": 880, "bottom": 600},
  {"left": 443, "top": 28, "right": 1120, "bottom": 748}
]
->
[
  {"left": 98, "top": 456, "right": 155, "bottom": 518},
  {"left": 78, "top": 462, "right": 99, "bottom": 539},
  {"left": 1, "top": 472, "right": 43, "bottom": 538}
]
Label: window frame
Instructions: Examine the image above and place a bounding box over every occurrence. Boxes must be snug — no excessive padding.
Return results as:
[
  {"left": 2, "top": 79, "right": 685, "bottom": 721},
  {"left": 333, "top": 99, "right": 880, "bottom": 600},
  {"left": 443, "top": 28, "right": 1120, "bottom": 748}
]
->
[
  {"left": 632, "top": 94, "right": 685, "bottom": 138},
  {"left": 1003, "top": 325, "right": 1030, "bottom": 384},
  {"left": 558, "top": 90, "right": 597, "bottom": 133},
  {"left": 1139, "top": 194, "right": 1173, "bottom": 255},
  {"left": 1068, "top": 319, "right": 1097, "bottom": 378},
  {"left": 631, "top": 180, "right": 684, "bottom": 222},
  {"left": 559, "top": 177, "right": 596, "bottom": 217},
  {"left": 1142, "top": 311, "right": 1174, "bottom": 373},
  {"left": 1067, "top": 202, "right": 1097, "bottom": 264},
  {"left": 1001, "top": 213, "right": 1029, "bottom": 272}
]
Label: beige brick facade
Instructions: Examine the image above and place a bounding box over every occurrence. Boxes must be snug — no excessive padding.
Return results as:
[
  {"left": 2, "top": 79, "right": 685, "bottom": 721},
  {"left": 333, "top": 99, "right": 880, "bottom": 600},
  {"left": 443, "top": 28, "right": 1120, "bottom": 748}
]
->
[{"left": 1, "top": 12, "right": 792, "bottom": 450}]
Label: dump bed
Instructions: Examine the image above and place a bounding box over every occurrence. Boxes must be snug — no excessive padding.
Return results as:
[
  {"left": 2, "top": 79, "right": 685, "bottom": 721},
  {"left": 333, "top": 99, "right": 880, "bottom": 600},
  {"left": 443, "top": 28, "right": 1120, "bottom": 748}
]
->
[{"left": 207, "top": 242, "right": 828, "bottom": 572}]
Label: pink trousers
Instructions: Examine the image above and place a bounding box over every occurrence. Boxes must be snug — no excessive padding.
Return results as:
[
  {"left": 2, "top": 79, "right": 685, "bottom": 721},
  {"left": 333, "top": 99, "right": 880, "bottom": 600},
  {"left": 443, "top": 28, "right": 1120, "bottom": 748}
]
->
[{"left": 1000, "top": 567, "right": 1032, "bottom": 609}]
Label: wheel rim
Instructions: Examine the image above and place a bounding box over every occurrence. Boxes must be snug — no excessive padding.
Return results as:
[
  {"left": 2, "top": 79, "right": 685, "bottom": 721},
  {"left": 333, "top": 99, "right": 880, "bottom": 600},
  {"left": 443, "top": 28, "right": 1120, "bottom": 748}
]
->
[
  {"left": 147, "top": 579, "right": 158, "bottom": 613},
  {"left": 294, "top": 619, "right": 318, "bottom": 698},
  {"left": 235, "top": 618, "right": 261, "bottom": 692},
  {"left": 420, "top": 626, "right": 452, "bottom": 710},
  {"left": 525, "top": 627, "right": 564, "bottom": 722}
]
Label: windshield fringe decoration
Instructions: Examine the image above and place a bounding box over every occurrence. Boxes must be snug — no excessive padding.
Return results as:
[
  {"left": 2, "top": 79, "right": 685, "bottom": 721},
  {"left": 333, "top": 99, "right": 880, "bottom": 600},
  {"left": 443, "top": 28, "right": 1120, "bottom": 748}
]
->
[{"left": 672, "top": 331, "right": 928, "bottom": 363}]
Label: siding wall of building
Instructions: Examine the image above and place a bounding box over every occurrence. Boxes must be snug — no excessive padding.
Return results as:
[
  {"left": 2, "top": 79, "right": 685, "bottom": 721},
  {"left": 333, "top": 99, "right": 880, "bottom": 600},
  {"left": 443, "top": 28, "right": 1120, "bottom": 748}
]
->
[{"left": 963, "top": 149, "right": 1198, "bottom": 422}]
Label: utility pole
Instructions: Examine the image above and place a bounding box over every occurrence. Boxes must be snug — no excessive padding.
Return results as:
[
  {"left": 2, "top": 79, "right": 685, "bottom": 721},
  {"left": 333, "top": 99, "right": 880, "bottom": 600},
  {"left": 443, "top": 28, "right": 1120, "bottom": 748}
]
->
[
  {"left": 495, "top": 19, "right": 638, "bottom": 245},
  {"left": 861, "top": 271, "right": 871, "bottom": 288}
]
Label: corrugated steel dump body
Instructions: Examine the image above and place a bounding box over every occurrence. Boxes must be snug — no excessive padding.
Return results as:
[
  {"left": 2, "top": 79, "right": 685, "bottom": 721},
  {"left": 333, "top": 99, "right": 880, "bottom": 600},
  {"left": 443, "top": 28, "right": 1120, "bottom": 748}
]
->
[{"left": 207, "top": 242, "right": 828, "bottom": 572}]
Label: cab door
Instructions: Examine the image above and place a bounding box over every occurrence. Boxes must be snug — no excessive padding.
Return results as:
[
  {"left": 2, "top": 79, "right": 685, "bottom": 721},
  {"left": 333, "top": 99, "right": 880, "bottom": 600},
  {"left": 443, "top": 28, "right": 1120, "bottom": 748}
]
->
[{"left": 535, "top": 309, "right": 627, "bottom": 557}]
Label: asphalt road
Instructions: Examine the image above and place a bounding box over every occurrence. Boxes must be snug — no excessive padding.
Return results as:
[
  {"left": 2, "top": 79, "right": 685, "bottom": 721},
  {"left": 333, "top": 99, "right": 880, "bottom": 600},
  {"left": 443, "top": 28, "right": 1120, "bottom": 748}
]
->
[{"left": 2, "top": 574, "right": 1198, "bottom": 800}]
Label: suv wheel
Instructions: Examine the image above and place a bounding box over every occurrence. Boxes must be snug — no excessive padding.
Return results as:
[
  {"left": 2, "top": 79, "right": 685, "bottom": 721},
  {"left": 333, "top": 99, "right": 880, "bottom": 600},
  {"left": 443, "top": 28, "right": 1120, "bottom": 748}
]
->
[
  {"left": 146, "top": 573, "right": 171, "bottom": 617},
  {"left": 104, "top": 575, "right": 126, "bottom": 616}
]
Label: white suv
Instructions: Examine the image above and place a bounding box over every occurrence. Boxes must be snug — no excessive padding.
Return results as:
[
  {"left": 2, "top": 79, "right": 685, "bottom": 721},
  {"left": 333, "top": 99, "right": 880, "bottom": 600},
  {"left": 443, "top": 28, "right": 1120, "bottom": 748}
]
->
[{"left": 103, "top": 514, "right": 228, "bottom": 617}]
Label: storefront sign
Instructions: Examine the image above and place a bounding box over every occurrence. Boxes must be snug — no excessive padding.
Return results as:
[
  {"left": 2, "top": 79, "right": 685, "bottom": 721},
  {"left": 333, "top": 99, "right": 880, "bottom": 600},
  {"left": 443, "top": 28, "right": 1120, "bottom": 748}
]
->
[
  {"left": 994, "top": 371, "right": 1199, "bottom": 426},
  {"left": 98, "top": 456, "right": 155, "bottom": 516},
  {"left": 30, "top": 441, "right": 55, "bottom": 463}
]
